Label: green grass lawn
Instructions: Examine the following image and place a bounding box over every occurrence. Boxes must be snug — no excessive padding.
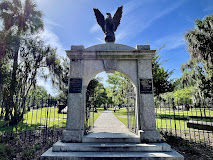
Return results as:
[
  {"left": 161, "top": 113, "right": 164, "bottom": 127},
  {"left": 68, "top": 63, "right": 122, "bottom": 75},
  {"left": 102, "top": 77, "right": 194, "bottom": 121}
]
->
[
  {"left": 1, "top": 106, "right": 211, "bottom": 133},
  {"left": 114, "top": 107, "right": 213, "bottom": 131},
  {"left": 113, "top": 108, "right": 128, "bottom": 126},
  {"left": 24, "top": 107, "right": 67, "bottom": 128},
  {"left": 156, "top": 118, "right": 188, "bottom": 130},
  {"left": 0, "top": 107, "right": 67, "bottom": 133},
  {"left": 155, "top": 108, "right": 213, "bottom": 130},
  {"left": 0, "top": 107, "right": 105, "bottom": 133},
  {"left": 88, "top": 108, "right": 105, "bottom": 127},
  {"left": 155, "top": 108, "right": 213, "bottom": 125},
  {"left": 155, "top": 108, "right": 213, "bottom": 117}
]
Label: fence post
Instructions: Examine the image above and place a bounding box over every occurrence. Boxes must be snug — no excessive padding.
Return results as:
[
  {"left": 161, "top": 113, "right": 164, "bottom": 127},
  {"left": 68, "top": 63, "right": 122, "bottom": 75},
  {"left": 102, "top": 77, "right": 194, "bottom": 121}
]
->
[{"left": 172, "top": 98, "right": 177, "bottom": 136}]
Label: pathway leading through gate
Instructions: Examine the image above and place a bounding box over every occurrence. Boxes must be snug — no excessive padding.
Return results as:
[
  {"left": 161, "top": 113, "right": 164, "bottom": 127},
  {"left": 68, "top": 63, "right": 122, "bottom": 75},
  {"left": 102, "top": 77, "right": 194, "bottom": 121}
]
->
[{"left": 86, "top": 110, "right": 139, "bottom": 139}]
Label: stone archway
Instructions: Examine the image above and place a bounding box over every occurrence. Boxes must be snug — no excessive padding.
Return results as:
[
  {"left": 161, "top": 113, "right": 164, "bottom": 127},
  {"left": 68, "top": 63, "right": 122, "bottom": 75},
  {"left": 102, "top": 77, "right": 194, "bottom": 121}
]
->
[
  {"left": 85, "top": 70, "right": 138, "bottom": 134},
  {"left": 62, "top": 43, "right": 161, "bottom": 143}
]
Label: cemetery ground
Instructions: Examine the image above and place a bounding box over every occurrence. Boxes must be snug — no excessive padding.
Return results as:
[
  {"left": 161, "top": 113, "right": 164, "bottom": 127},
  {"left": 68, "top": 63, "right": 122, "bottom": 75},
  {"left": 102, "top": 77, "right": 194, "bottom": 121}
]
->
[
  {"left": 0, "top": 107, "right": 67, "bottom": 132},
  {"left": 114, "top": 107, "right": 213, "bottom": 145},
  {"left": 114, "top": 108, "right": 213, "bottom": 130},
  {"left": 114, "top": 108, "right": 213, "bottom": 160},
  {"left": 0, "top": 107, "right": 105, "bottom": 132},
  {"left": 0, "top": 107, "right": 104, "bottom": 160},
  {"left": 0, "top": 107, "right": 212, "bottom": 159}
]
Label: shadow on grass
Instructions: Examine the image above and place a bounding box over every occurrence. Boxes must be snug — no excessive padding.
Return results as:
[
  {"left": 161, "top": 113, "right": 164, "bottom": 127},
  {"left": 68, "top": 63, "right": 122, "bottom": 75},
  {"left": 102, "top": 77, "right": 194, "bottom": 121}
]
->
[
  {"left": 0, "top": 120, "right": 41, "bottom": 133},
  {"left": 0, "top": 119, "right": 66, "bottom": 133},
  {"left": 161, "top": 131, "right": 213, "bottom": 160},
  {"left": 156, "top": 114, "right": 213, "bottom": 122}
]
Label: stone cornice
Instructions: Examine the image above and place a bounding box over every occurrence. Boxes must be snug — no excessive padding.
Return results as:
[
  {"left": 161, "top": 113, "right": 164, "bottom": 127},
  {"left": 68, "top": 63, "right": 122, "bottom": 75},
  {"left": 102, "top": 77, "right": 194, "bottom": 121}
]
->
[{"left": 66, "top": 50, "right": 155, "bottom": 60}]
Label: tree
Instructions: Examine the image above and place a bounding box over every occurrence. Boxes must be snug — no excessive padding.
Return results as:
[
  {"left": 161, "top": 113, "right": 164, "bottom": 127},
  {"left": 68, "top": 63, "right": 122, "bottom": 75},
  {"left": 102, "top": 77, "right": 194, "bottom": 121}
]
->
[
  {"left": 152, "top": 52, "right": 174, "bottom": 96},
  {"left": 0, "top": 52, "right": 10, "bottom": 118},
  {"left": 86, "top": 79, "right": 99, "bottom": 108},
  {"left": 107, "top": 72, "right": 134, "bottom": 105},
  {"left": 185, "top": 15, "right": 213, "bottom": 72},
  {"left": 0, "top": 0, "right": 43, "bottom": 105},
  {"left": 0, "top": 0, "right": 55, "bottom": 125},
  {"left": 28, "top": 86, "right": 49, "bottom": 99},
  {"left": 173, "top": 87, "right": 193, "bottom": 103},
  {"left": 181, "top": 60, "right": 212, "bottom": 102},
  {"left": 86, "top": 79, "right": 108, "bottom": 108},
  {"left": 48, "top": 57, "right": 69, "bottom": 105},
  {"left": 172, "top": 78, "right": 183, "bottom": 91},
  {"left": 93, "top": 82, "right": 108, "bottom": 108},
  {"left": 183, "top": 14, "right": 213, "bottom": 100}
]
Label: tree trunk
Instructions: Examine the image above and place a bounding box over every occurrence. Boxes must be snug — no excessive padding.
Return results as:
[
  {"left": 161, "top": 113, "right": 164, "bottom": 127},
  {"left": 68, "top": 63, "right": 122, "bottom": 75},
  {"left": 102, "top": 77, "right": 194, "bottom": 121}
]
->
[
  {"left": 4, "top": 98, "right": 10, "bottom": 121},
  {"left": 8, "top": 49, "right": 19, "bottom": 125},
  {"left": 0, "top": 66, "right": 3, "bottom": 118}
]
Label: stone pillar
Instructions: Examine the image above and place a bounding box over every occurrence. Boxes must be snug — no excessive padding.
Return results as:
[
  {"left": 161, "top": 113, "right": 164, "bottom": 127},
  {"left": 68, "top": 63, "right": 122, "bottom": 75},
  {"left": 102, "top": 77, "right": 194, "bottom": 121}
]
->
[
  {"left": 137, "top": 46, "right": 161, "bottom": 142},
  {"left": 62, "top": 46, "right": 85, "bottom": 142}
]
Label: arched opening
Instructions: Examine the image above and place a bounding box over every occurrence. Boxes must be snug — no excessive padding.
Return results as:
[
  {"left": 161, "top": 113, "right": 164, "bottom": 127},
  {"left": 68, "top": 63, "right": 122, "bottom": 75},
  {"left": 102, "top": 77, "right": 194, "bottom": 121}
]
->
[
  {"left": 61, "top": 43, "right": 162, "bottom": 144},
  {"left": 84, "top": 70, "right": 138, "bottom": 137}
]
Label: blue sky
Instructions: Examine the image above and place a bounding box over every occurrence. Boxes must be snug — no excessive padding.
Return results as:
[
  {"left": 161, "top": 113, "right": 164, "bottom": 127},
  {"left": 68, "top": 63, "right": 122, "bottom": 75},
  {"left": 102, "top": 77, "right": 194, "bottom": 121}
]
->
[{"left": 35, "top": 0, "right": 213, "bottom": 95}]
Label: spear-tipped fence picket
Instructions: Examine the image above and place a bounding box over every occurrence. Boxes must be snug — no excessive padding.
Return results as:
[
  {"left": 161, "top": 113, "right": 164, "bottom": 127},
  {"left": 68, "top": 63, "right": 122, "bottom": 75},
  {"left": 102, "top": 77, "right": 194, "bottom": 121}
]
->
[
  {"left": 0, "top": 97, "right": 212, "bottom": 147},
  {"left": 155, "top": 98, "right": 213, "bottom": 147}
]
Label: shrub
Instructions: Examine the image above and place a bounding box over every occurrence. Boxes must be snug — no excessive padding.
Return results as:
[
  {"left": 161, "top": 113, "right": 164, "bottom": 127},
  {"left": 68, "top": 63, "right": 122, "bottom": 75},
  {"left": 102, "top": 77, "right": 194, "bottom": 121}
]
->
[
  {"left": 0, "top": 144, "right": 15, "bottom": 160},
  {"left": 22, "top": 146, "right": 36, "bottom": 160}
]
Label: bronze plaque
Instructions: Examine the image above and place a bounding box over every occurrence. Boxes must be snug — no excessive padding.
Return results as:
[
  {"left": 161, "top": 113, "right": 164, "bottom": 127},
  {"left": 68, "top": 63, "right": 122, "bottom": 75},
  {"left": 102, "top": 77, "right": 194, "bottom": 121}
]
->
[
  {"left": 69, "top": 78, "right": 82, "bottom": 93},
  {"left": 140, "top": 79, "right": 153, "bottom": 94}
]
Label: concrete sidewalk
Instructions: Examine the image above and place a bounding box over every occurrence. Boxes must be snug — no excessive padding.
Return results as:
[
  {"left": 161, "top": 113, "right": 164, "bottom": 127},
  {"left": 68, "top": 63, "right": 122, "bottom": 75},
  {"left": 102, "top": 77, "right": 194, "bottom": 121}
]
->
[{"left": 87, "top": 110, "right": 139, "bottom": 139}]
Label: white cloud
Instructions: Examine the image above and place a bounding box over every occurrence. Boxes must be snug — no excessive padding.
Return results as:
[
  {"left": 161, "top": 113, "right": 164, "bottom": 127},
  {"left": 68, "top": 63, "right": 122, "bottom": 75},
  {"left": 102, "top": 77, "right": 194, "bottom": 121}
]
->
[
  {"left": 153, "top": 33, "right": 185, "bottom": 51},
  {"left": 116, "top": 30, "right": 128, "bottom": 42},
  {"left": 96, "top": 72, "right": 109, "bottom": 87},
  {"left": 123, "top": 0, "right": 149, "bottom": 16},
  {"left": 90, "top": 24, "right": 100, "bottom": 33},
  {"left": 44, "top": 18, "right": 63, "bottom": 28},
  {"left": 37, "top": 78, "right": 59, "bottom": 97},
  {"left": 39, "top": 28, "right": 66, "bottom": 57},
  {"left": 117, "top": 0, "right": 185, "bottom": 42},
  {"left": 89, "top": 0, "right": 185, "bottom": 44},
  {"left": 36, "top": 19, "right": 66, "bottom": 95},
  {"left": 143, "top": 2, "right": 182, "bottom": 30},
  {"left": 38, "top": 17, "right": 66, "bottom": 57},
  {"left": 90, "top": 0, "right": 144, "bottom": 34},
  {"left": 96, "top": 37, "right": 105, "bottom": 43}
]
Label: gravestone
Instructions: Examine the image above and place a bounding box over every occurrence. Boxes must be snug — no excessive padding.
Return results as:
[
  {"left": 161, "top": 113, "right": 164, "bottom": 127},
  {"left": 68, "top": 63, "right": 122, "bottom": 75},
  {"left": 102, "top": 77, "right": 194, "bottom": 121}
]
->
[{"left": 41, "top": 43, "right": 184, "bottom": 159}]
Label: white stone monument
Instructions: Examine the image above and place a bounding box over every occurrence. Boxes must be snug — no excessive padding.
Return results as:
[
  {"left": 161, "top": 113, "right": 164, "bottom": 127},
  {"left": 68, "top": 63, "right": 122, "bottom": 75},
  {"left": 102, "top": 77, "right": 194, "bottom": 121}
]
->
[{"left": 41, "top": 43, "right": 184, "bottom": 159}]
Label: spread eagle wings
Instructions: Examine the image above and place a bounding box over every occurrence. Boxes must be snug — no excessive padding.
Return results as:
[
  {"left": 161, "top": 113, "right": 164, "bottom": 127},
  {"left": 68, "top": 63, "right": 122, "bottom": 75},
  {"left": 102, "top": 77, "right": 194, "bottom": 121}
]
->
[
  {"left": 113, "top": 6, "right": 123, "bottom": 32},
  {"left": 93, "top": 8, "right": 105, "bottom": 32}
]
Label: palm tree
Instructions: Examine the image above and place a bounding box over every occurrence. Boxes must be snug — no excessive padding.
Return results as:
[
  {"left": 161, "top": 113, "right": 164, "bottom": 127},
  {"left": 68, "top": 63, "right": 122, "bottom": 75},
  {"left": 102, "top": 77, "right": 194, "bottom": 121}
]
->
[{"left": 0, "top": 0, "right": 43, "bottom": 124}]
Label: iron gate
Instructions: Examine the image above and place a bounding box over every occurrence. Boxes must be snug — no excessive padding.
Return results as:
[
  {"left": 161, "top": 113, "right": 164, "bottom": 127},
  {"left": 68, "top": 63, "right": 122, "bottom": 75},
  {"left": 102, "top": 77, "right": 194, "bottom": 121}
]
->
[
  {"left": 126, "top": 90, "right": 136, "bottom": 133},
  {"left": 85, "top": 88, "right": 95, "bottom": 134}
]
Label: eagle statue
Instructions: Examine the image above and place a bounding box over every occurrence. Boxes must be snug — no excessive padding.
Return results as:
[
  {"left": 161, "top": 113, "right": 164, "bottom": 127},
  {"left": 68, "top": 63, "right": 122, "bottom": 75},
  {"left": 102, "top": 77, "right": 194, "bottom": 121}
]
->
[{"left": 93, "top": 6, "right": 123, "bottom": 43}]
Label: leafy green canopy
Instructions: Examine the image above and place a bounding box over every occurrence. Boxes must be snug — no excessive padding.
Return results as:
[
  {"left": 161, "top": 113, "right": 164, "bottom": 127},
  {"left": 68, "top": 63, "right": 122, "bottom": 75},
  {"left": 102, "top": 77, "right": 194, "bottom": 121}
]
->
[
  {"left": 106, "top": 72, "right": 135, "bottom": 105},
  {"left": 86, "top": 79, "right": 108, "bottom": 108},
  {"left": 182, "top": 14, "right": 213, "bottom": 100},
  {"left": 152, "top": 53, "right": 174, "bottom": 96},
  {"left": 0, "top": 0, "right": 58, "bottom": 125},
  {"left": 185, "top": 15, "right": 213, "bottom": 70}
]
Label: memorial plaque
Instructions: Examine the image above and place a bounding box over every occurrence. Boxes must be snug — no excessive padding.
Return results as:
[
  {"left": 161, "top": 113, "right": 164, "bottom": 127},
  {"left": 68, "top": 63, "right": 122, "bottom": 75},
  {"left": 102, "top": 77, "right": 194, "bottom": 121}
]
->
[
  {"left": 140, "top": 79, "right": 153, "bottom": 94},
  {"left": 69, "top": 78, "right": 82, "bottom": 93}
]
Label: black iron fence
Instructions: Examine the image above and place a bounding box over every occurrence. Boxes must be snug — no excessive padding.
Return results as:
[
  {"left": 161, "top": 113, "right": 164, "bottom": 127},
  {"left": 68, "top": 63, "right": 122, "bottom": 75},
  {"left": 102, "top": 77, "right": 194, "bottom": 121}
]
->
[
  {"left": 1, "top": 97, "right": 212, "bottom": 148},
  {"left": 0, "top": 98, "right": 67, "bottom": 152},
  {"left": 155, "top": 98, "right": 213, "bottom": 147},
  {"left": 0, "top": 98, "right": 67, "bottom": 133},
  {"left": 85, "top": 105, "right": 95, "bottom": 133}
]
